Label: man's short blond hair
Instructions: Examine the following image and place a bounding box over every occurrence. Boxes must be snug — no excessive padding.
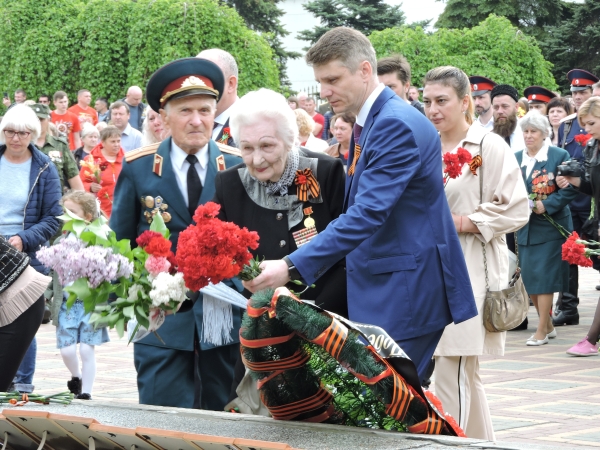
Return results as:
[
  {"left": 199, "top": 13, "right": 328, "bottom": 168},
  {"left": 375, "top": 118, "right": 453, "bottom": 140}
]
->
[{"left": 305, "top": 27, "right": 377, "bottom": 74}]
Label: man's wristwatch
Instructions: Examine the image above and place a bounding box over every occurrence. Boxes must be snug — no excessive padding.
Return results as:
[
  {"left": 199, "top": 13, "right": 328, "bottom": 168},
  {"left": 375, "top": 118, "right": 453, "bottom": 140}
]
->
[{"left": 282, "top": 256, "right": 302, "bottom": 282}]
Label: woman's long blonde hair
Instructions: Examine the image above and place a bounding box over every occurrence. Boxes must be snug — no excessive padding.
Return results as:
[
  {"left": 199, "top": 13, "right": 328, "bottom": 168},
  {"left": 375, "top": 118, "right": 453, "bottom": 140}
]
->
[{"left": 423, "top": 66, "right": 475, "bottom": 125}]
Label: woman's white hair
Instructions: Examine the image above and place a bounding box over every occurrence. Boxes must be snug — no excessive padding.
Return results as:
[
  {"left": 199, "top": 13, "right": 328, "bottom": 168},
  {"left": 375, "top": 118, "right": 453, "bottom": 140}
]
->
[
  {"left": 0, "top": 104, "right": 42, "bottom": 144},
  {"left": 81, "top": 122, "right": 99, "bottom": 139},
  {"left": 520, "top": 110, "right": 551, "bottom": 137},
  {"left": 230, "top": 88, "right": 299, "bottom": 150}
]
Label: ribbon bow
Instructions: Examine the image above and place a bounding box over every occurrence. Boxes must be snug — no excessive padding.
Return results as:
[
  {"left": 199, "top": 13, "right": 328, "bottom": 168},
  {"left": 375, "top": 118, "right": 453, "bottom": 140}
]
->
[{"left": 294, "top": 168, "right": 320, "bottom": 202}]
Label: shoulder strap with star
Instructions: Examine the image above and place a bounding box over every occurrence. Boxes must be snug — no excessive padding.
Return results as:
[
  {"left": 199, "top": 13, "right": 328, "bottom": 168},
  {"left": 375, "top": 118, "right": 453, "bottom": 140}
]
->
[
  {"left": 125, "top": 143, "right": 160, "bottom": 162},
  {"left": 216, "top": 141, "right": 241, "bottom": 157}
]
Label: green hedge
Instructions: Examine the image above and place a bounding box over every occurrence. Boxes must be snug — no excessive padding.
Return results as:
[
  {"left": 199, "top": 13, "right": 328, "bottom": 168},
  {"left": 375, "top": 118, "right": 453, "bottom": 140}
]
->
[
  {"left": 370, "top": 15, "right": 557, "bottom": 93},
  {"left": 0, "top": 0, "right": 279, "bottom": 106}
]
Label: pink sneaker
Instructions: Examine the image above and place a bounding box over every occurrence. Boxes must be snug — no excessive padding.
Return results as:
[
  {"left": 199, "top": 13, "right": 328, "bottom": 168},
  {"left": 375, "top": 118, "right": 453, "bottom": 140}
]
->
[{"left": 566, "top": 338, "right": 599, "bottom": 356}]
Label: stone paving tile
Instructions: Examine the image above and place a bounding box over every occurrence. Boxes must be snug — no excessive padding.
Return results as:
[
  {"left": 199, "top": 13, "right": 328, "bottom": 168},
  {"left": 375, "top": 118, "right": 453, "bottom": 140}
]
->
[{"left": 18, "top": 268, "right": 600, "bottom": 448}]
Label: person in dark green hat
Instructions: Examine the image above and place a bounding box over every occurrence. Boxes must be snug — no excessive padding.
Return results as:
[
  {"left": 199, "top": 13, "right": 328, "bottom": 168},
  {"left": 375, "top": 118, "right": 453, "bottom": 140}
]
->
[
  {"left": 110, "top": 57, "right": 242, "bottom": 410},
  {"left": 29, "top": 103, "right": 84, "bottom": 193}
]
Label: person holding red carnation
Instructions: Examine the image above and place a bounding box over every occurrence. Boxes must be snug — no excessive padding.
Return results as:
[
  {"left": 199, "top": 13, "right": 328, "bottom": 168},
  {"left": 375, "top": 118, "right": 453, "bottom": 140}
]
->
[
  {"left": 557, "top": 97, "right": 600, "bottom": 356},
  {"left": 80, "top": 125, "right": 124, "bottom": 218},
  {"left": 423, "top": 66, "right": 530, "bottom": 440},
  {"left": 515, "top": 111, "right": 578, "bottom": 347}
]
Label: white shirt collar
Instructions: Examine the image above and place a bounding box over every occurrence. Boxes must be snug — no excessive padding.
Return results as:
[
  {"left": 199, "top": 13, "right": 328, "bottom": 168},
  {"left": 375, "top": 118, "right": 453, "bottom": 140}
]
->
[
  {"left": 171, "top": 140, "right": 209, "bottom": 171},
  {"left": 214, "top": 102, "right": 236, "bottom": 127},
  {"left": 521, "top": 144, "right": 549, "bottom": 167},
  {"left": 355, "top": 83, "right": 386, "bottom": 127},
  {"left": 122, "top": 123, "right": 133, "bottom": 136}
]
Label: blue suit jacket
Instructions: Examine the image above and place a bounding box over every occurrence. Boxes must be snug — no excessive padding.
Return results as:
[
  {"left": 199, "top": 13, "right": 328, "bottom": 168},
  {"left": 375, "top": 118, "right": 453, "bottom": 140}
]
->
[
  {"left": 289, "top": 87, "right": 477, "bottom": 341},
  {"left": 110, "top": 138, "right": 242, "bottom": 351}
]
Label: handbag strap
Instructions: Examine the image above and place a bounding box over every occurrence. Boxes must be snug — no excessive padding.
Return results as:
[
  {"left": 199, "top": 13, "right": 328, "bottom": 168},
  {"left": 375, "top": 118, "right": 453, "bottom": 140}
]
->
[{"left": 479, "top": 135, "right": 520, "bottom": 292}]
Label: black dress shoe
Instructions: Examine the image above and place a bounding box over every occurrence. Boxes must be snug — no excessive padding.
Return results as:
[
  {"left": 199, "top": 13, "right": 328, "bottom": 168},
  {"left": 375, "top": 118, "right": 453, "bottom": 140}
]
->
[
  {"left": 67, "top": 377, "right": 82, "bottom": 395},
  {"left": 76, "top": 393, "right": 92, "bottom": 400},
  {"left": 509, "top": 317, "right": 528, "bottom": 331},
  {"left": 596, "top": 284, "right": 600, "bottom": 291},
  {"left": 552, "top": 310, "right": 579, "bottom": 326}
]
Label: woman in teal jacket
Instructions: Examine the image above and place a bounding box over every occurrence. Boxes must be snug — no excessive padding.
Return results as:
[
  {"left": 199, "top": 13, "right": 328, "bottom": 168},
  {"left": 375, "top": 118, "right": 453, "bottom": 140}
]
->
[{"left": 515, "top": 112, "right": 578, "bottom": 346}]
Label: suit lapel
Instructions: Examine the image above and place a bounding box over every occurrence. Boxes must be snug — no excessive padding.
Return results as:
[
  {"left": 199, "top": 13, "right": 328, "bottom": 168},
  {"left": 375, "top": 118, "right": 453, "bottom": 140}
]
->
[
  {"left": 156, "top": 138, "right": 192, "bottom": 223},
  {"left": 343, "top": 88, "right": 395, "bottom": 208},
  {"left": 214, "top": 117, "right": 230, "bottom": 143}
]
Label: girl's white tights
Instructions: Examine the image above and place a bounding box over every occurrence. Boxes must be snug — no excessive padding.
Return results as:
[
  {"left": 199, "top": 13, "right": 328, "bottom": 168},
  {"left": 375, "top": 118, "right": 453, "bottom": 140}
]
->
[{"left": 60, "top": 343, "right": 96, "bottom": 394}]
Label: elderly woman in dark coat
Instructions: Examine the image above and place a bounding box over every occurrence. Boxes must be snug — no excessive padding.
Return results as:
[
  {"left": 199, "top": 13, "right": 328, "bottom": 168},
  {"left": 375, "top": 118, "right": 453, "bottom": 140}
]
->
[
  {"left": 0, "top": 104, "right": 63, "bottom": 392},
  {"left": 213, "top": 88, "right": 347, "bottom": 414},
  {"left": 515, "top": 111, "right": 578, "bottom": 347}
]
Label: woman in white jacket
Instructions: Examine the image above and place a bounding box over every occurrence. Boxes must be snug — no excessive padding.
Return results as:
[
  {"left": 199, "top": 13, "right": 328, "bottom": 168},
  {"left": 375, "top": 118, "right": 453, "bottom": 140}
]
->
[{"left": 423, "top": 66, "right": 530, "bottom": 440}]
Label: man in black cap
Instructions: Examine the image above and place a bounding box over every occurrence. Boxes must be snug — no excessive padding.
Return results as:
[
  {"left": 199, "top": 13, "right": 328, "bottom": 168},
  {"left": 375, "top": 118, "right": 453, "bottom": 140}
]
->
[
  {"left": 524, "top": 86, "right": 557, "bottom": 116},
  {"left": 111, "top": 58, "right": 242, "bottom": 410},
  {"left": 470, "top": 76, "right": 496, "bottom": 131},
  {"left": 554, "top": 69, "right": 600, "bottom": 326},
  {"left": 491, "top": 84, "right": 525, "bottom": 150}
]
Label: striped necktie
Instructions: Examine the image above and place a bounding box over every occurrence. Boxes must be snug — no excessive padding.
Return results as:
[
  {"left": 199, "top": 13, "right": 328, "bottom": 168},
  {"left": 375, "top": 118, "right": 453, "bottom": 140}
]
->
[{"left": 348, "top": 124, "right": 363, "bottom": 176}]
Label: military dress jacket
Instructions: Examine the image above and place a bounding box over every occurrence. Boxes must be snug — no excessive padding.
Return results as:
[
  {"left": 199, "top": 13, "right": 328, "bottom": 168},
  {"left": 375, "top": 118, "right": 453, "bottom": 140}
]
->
[
  {"left": 558, "top": 114, "right": 591, "bottom": 212},
  {"left": 515, "top": 146, "right": 578, "bottom": 246},
  {"left": 110, "top": 137, "right": 242, "bottom": 351},
  {"left": 38, "top": 135, "right": 79, "bottom": 192},
  {"left": 213, "top": 148, "right": 348, "bottom": 317}
]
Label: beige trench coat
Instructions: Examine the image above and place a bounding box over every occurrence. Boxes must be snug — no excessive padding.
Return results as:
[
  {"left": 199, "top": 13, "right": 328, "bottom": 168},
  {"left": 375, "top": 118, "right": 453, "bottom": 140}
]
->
[{"left": 434, "top": 125, "right": 530, "bottom": 357}]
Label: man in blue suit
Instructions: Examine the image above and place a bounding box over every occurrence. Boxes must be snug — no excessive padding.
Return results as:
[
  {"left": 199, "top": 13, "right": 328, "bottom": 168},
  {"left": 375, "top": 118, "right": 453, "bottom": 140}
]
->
[
  {"left": 244, "top": 27, "right": 477, "bottom": 380},
  {"left": 110, "top": 58, "right": 242, "bottom": 409}
]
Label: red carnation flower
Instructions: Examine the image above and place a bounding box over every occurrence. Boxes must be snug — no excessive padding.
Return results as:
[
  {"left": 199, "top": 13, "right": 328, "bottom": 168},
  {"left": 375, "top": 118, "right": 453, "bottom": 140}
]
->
[
  {"left": 192, "top": 202, "right": 221, "bottom": 224},
  {"left": 177, "top": 202, "right": 259, "bottom": 291},
  {"left": 136, "top": 231, "right": 164, "bottom": 248},
  {"left": 562, "top": 232, "right": 593, "bottom": 267},
  {"left": 574, "top": 134, "right": 592, "bottom": 147},
  {"left": 144, "top": 237, "right": 173, "bottom": 257},
  {"left": 456, "top": 147, "right": 472, "bottom": 165}
]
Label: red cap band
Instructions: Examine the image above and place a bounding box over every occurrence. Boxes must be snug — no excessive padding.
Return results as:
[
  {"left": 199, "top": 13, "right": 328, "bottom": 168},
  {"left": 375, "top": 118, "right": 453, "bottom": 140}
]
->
[
  {"left": 471, "top": 82, "right": 494, "bottom": 92},
  {"left": 572, "top": 78, "right": 595, "bottom": 87},
  {"left": 528, "top": 93, "right": 551, "bottom": 103}
]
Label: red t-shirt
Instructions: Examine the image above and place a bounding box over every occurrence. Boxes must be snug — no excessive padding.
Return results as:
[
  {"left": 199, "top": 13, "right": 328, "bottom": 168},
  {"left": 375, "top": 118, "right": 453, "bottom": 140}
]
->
[
  {"left": 68, "top": 104, "right": 99, "bottom": 126},
  {"left": 312, "top": 112, "right": 325, "bottom": 136},
  {"left": 51, "top": 111, "right": 82, "bottom": 150}
]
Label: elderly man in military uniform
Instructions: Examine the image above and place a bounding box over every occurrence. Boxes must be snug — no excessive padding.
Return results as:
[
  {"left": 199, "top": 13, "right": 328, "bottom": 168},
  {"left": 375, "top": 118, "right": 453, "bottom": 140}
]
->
[
  {"left": 110, "top": 58, "right": 242, "bottom": 410},
  {"left": 29, "top": 103, "right": 84, "bottom": 193},
  {"left": 555, "top": 69, "right": 600, "bottom": 327}
]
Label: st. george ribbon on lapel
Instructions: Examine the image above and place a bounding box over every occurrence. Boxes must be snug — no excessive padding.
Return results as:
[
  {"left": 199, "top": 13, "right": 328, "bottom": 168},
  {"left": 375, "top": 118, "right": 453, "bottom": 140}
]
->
[{"left": 348, "top": 124, "right": 363, "bottom": 176}]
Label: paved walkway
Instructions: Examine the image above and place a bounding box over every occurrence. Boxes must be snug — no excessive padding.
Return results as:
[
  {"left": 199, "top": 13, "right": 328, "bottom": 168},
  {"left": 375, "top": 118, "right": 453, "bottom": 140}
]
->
[{"left": 26, "top": 268, "right": 600, "bottom": 448}]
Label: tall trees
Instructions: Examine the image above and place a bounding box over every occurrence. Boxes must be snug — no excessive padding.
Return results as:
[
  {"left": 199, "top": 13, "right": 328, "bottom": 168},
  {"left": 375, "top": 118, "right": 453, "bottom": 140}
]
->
[
  {"left": 541, "top": 0, "right": 600, "bottom": 91},
  {"left": 298, "top": 0, "right": 405, "bottom": 45},
  {"left": 370, "top": 15, "right": 557, "bottom": 93},
  {"left": 435, "top": 0, "right": 567, "bottom": 40},
  {"left": 222, "top": 0, "right": 300, "bottom": 88}
]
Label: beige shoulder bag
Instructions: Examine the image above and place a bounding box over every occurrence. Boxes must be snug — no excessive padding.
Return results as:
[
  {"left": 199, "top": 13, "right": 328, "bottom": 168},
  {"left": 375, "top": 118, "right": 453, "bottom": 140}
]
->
[{"left": 478, "top": 138, "right": 530, "bottom": 332}]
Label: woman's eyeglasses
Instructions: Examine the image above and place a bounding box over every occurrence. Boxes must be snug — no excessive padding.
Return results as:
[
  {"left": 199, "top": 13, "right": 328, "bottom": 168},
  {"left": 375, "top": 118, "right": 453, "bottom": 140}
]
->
[{"left": 3, "top": 130, "right": 31, "bottom": 139}]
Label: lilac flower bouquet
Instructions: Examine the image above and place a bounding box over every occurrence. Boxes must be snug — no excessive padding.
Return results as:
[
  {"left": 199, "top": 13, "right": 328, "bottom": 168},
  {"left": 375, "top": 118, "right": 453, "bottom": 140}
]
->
[{"left": 37, "top": 208, "right": 187, "bottom": 340}]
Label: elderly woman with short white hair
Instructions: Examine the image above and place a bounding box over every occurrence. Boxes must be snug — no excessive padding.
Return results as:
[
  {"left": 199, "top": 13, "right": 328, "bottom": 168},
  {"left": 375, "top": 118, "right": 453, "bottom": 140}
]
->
[
  {"left": 0, "top": 104, "right": 63, "bottom": 392},
  {"left": 515, "top": 111, "right": 578, "bottom": 346},
  {"left": 214, "top": 87, "right": 347, "bottom": 413},
  {"left": 214, "top": 88, "right": 347, "bottom": 315}
]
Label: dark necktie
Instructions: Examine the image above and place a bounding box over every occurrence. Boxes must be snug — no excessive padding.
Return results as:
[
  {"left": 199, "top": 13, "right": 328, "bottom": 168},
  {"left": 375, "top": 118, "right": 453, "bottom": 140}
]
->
[
  {"left": 186, "top": 154, "right": 202, "bottom": 218},
  {"left": 348, "top": 124, "right": 363, "bottom": 176}
]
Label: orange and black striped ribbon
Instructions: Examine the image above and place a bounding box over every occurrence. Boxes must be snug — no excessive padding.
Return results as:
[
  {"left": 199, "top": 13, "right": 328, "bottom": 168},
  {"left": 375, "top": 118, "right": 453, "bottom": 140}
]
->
[
  {"left": 347, "top": 144, "right": 361, "bottom": 176},
  {"left": 309, "top": 318, "right": 348, "bottom": 360},
  {"left": 295, "top": 168, "right": 320, "bottom": 201},
  {"left": 266, "top": 386, "right": 333, "bottom": 421}
]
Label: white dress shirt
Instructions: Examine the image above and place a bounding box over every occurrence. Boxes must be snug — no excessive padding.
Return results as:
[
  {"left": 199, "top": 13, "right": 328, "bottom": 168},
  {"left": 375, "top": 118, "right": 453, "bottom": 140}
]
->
[
  {"left": 474, "top": 115, "right": 494, "bottom": 131},
  {"left": 355, "top": 83, "right": 386, "bottom": 127},
  {"left": 170, "top": 140, "right": 209, "bottom": 206},
  {"left": 211, "top": 101, "right": 237, "bottom": 141},
  {"left": 521, "top": 144, "right": 549, "bottom": 178}
]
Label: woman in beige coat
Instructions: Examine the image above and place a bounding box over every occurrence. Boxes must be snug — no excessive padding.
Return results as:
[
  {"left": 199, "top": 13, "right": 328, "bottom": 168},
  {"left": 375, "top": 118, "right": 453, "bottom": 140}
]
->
[{"left": 423, "top": 67, "right": 530, "bottom": 440}]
